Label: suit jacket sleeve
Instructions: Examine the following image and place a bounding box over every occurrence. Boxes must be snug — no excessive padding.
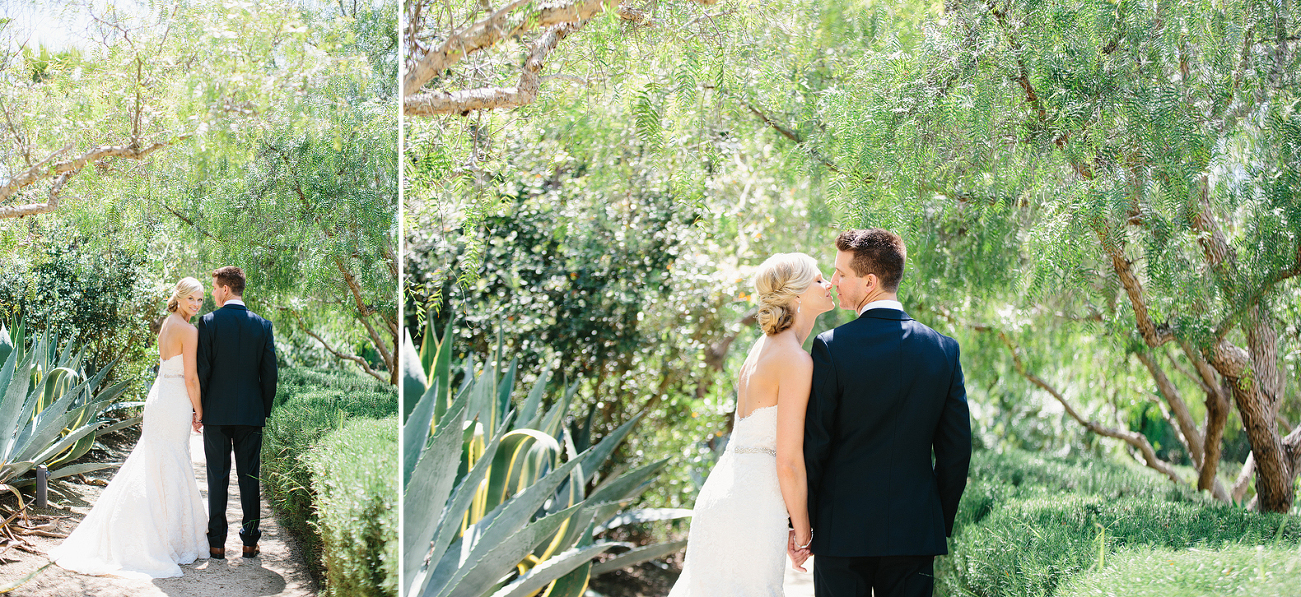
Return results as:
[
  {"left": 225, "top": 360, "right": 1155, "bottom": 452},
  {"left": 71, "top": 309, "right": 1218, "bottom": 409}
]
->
[
  {"left": 803, "top": 335, "right": 838, "bottom": 529},
  {"left": 933, "top": 339, "right": 972, "bottom": 537},
  {"left": 260, "top": 320, "right": 278, "bottom": 418},
  {"left": 196, "top": 315, "right": 212, "bottom": 406}
]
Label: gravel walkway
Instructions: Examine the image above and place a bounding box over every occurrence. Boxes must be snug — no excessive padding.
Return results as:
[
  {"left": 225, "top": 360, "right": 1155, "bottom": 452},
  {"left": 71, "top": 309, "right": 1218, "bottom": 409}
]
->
[{"left": 1, "top": 431, "right": 315, "bottom": 597}]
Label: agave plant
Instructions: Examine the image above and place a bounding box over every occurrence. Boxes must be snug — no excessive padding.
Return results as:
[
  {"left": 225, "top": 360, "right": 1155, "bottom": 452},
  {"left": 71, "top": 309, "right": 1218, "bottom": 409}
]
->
[
  {"left": 0, "top": 322, "right": 134, "bottom": 490},
  {"left": 402, "top": 319, "right": 690, "bottom": 597}
]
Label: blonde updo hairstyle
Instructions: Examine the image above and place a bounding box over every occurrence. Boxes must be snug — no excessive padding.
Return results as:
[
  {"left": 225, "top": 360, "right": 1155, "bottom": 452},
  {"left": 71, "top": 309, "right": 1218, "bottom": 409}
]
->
[
  {"left": 167, "top": 277, "right": 204, "bottom": 314},
  {"left": 753, "top": 252, "right": 821, "bottom": 336}
]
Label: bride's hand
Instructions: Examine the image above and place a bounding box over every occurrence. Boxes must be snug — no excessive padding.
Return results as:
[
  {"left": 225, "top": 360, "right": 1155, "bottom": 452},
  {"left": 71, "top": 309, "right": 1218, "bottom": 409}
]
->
[
  {"left": 192, "top": 411, "right": 203, "bottom": 433},
  {"left": 787, "top": 530, "right": 810, "bottom": 572}
]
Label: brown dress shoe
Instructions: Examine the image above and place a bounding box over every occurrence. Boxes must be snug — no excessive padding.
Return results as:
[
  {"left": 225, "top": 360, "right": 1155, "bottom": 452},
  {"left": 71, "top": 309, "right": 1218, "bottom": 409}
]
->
[
  {"left": 242, "top": 545, "right": 260, "bottom": 558},
  {"left": 210, "top": 547, "right": 226, "bottom": 560}
]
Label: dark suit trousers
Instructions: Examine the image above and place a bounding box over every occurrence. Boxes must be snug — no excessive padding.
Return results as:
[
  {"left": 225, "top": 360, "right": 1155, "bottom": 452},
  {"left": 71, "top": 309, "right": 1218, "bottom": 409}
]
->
[
  {"left": 814, "top": 554, "right": 935, "bottom": 597},
  {"left": 204, "top": 424, "right": 263, "bottom": 547}
]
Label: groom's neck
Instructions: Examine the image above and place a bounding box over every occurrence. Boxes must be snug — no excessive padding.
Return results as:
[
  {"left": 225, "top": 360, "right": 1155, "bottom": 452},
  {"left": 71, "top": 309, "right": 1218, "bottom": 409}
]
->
[{"left": 856, "top": 290, "right": 898, "bottom": 311}]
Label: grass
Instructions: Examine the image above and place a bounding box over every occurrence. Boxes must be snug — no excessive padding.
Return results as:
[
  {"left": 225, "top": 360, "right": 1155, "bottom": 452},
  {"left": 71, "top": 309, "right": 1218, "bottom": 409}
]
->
[{"left": 1056, "top": 544, "right": 1301, "bottom": 597}]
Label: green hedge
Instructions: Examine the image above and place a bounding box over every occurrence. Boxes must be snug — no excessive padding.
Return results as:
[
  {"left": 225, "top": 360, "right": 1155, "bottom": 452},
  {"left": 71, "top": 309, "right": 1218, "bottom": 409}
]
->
[
  {"left": 261, "top": 368, "right": 397, "bottom": 581},
  {"left": 1056, "top": 544, "right": 1301, "bottom": 597},
  {"left": 308, "top": 417, "right": 398, "bottom": 597},
  {"left": 939, "top": 448, "right": 1301, "bottom": 597}
]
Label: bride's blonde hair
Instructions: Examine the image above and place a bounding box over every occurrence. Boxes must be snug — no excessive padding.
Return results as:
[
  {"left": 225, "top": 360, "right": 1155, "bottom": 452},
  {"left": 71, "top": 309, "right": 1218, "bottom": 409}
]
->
[
  {"left": 753, "top": 253, "right": 821, "bottom": 336},
  {"left": 167, "top": 277, "right": 204, "bottom": 313}
]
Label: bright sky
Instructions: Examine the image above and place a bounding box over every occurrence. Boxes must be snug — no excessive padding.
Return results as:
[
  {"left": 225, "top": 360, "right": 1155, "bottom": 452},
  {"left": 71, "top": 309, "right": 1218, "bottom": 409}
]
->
[{"left": 0, "top": 0, "right": 149, "bottom": 52}]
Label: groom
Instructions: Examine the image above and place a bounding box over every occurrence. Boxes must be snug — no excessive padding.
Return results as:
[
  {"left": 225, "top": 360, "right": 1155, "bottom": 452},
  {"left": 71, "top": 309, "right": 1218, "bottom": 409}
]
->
[
  {"left": 800, "top": 229, "right": 971, "bottom": 597},
  {"left": 196, "top": 266, "right": 279, "bottom": 560}
]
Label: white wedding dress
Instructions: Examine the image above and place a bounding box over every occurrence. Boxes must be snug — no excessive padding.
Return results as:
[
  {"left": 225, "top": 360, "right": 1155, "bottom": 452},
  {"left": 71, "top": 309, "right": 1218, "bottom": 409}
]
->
[
  {"left": 50, "top": 354, "right": 208, "bottom": 579},
  {"left": 668, "top": 404, "right": 788, "bottom": 597}
]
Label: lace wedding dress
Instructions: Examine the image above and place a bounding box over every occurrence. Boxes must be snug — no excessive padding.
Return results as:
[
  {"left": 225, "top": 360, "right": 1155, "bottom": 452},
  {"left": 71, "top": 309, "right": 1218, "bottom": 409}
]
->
[
  {"left": 668, "top": 404, "right": 788, "bottom": 597},
  {"left": 50, "top": 354, "right": 208, "bottom": 579}
]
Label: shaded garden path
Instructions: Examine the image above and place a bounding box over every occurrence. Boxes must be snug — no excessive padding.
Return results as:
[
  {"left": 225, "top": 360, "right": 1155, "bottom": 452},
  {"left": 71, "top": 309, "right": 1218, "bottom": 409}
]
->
[
  {"left": 7, "top": 431, "right": 314, "bottom": 597},
  {"left": 782, "top": 556, "right": 814, "bottom": 597}
]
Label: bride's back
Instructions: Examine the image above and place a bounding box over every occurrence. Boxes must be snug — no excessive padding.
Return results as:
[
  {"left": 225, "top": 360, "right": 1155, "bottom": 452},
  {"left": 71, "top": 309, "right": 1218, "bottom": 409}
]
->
[
  {"left": 735, "top": 334, "right": 803, "bottom": 418},
  {"left": 157, "top": 317, "right": 191, "bottom": 361}
]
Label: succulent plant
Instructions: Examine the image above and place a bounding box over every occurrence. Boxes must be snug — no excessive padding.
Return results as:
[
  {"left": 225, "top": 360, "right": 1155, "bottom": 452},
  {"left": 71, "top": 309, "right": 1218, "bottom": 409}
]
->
[
  {"left": 0, "top": 321, "right": 134, "bottom": 491},
  {"left": 402, "top": 318, "right": 690, "bottom": 597}
]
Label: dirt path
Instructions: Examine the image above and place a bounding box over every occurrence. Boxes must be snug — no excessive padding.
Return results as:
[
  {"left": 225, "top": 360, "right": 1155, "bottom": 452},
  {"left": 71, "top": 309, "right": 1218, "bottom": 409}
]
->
[
  {"left": 2, "top": 431, "right": 315, "bottom": 597},
  {"left": 783, "top": 556, "right": 814, "bottom": 597}
]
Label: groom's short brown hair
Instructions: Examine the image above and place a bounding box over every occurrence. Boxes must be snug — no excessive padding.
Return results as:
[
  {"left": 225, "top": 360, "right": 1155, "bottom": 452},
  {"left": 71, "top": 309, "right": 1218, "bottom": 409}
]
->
[
  {"left": 212, "top": 266, "right": 246, "bottom": 296},
  {"left": 836, "top": 229, "right": 906, "bottom": 291}
]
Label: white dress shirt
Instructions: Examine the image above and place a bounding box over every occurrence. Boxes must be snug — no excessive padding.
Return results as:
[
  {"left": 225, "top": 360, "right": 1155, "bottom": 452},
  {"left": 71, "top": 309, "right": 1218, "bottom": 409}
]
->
[
  {"left": 857, "top": 299, "right": 903, "bottom": 316},
  {"left": 225, "top": 299, "right": 246, "bottom": 307}
]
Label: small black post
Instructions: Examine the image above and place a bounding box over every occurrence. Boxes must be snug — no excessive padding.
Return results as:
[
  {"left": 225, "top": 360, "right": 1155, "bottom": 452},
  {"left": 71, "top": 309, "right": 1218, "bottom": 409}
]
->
[{"left": 35, "top": 464, "right": 48, "bottom": 509}]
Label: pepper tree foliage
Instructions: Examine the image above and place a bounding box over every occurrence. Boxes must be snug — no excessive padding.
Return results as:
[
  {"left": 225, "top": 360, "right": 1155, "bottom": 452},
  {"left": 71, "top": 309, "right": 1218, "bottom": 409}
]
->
[
  {"left": 748, "top": 0, "right": 1301, "bottom": 511},
  {"left": 412, "top": 0, "right": 1301, "bottom": 512},
  {"left": 0, "top": 1, "right": 398, "bottom": 386}
]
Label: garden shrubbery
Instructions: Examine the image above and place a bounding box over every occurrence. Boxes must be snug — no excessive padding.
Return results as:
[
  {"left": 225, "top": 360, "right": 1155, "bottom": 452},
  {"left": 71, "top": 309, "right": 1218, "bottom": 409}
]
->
[
  {"left": 261, "top": 367, "right": 397, "bottom": 594},
  {"left": 308, "top": 416, "right": 398, "bottom": 597},
  {"left": 939, "top": 449, "right": 1300, "bottom": 597}
]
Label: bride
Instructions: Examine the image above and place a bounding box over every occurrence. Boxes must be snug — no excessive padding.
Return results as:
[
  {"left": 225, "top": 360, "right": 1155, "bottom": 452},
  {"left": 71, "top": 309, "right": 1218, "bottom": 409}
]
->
[
  {"left": 668, "top": 253, "right": 833, "bottom": 596},
  {"left": 49, "top": 277, "right": 210, "bottom": 578}
]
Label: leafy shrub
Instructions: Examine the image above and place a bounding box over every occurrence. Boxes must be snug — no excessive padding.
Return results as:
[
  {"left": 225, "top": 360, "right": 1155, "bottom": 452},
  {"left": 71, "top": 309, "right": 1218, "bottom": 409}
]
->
[
  {"left": 261, "top": 369, "right": 397, "bottom": 578},
  {"left": 1055, "top": 544, "right": 1301, "bottom": 597},
  {"left": 954, "top": 449, "right": 1205, "bottom": 531},
  {"left": 942, "top": 494, "right": 1301, "bottom": 597},
  {"left": 274, "top": 367, "right": 390, "bottom": 408},
  {"left": 308, "top": 416, "right": 398, "bottom": 597}
]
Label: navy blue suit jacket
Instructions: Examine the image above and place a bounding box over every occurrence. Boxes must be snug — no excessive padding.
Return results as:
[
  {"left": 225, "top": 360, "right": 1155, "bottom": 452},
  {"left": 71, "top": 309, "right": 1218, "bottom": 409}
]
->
[
  {"left": 196, "top": 303, "right": 278, "bottom": 427},
  {"left": 803, "top": 308, "right": 971, "bottom": 557}
]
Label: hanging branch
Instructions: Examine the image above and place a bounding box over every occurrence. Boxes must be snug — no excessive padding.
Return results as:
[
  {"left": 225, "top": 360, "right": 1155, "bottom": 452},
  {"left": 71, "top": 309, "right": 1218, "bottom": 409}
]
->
[
  {"left": 280, "top": 307, "right": 388, "bottom": 383},
  {"left": 991, "top": 329, "right": 1183, "bottom": 484},
  {"left": 927, "top": 306, "right": 1185, "bottom": 485},
  {"left": 0, "top": 137, "right": 182, "bottom": 219}
]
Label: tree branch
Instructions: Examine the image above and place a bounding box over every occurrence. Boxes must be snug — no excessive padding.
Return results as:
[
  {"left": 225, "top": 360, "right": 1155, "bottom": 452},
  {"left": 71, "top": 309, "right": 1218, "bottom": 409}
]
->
[
  {"left": 1232, "top": 452, "right": 1255, "bottom": 503},
  {"left": 727, "top": 93, "right": 877, "bottom": 186},
  {"left": 160, "top": 203, "right": 215, "bottom": 239},
  {"left": 704, "top": 309, "right": 757, "bottom": 371},
  {"left": 1107, "top": 248, "right": 1174, "bottom": 347},
  {"left": 0, "top": 137, "right": 182, "bottom": 216},
  {"left": 404, "top": 0, "right": 614, "bottom": 94},
  {"left": 335, "top": 257, "right": 396, "bottom": 377},
  {"left": 280, "top": 307, "right": 387, "bottom": 383},
  {"left": 1134, "top": 350, "right": 1205, "bottom": 468},
  {"left": 992, "top": 330, "right": 1182, "bottom": 484},
  {"left": 405, "top": 21, "right": 583, "bottom": 116},
  {"left": 922, "top": 301, "right": 1189, "bottom": 487}
]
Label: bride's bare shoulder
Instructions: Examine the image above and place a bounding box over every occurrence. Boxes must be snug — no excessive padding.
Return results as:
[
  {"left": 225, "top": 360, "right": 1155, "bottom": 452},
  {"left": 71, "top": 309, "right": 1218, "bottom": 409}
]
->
[{"left": 755, "top": 338, "right": 812, "bottom": 377}]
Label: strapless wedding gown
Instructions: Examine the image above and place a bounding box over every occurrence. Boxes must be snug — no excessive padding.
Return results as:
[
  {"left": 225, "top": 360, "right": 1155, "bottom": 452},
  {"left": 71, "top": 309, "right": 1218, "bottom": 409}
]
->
[
  {"left": 50, "top": 354, "right": 208, "bottom": 579},
  {"left": 668, "top": 404, "right": 787, "bottom": 596}
]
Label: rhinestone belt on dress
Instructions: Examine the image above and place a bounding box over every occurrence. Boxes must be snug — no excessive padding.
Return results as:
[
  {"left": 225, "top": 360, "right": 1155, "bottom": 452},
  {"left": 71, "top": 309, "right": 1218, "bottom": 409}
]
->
[
  {"left": 732, "top": 446, "right": 776, "bottom": 456},
  {"left": 161, "top": 373, "right": 184, "bottom": 379}
]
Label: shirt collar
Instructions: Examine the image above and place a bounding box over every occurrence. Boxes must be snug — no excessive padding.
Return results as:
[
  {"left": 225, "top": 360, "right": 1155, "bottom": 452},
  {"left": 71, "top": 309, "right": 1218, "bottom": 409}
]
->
[
  {"left": 857, "top": 299, "right": 903, "bottom": 316},
  {"left": 224, "top": 299, "right": 246, "bottom": 307}
]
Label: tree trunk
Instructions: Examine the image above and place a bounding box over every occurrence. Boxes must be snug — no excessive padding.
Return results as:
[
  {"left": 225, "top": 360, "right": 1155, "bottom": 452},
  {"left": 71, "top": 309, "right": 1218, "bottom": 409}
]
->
[{"left": 1207, "top": 331, "right": 1294, "bottom": 513}]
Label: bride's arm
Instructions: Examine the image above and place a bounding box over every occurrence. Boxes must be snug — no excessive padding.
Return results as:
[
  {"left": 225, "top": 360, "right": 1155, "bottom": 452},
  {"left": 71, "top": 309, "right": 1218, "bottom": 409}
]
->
[
  {"left": 776, "top": 354, "right": 814, "bottom": 550},
  {"left": 181, "top": 326, "right": 203, "bottom": 423}
]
